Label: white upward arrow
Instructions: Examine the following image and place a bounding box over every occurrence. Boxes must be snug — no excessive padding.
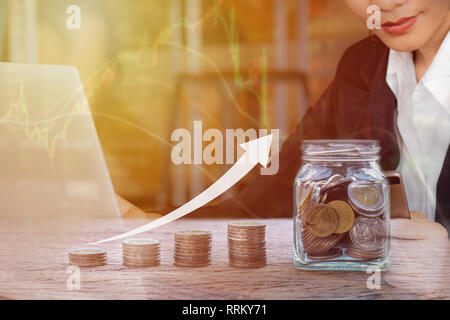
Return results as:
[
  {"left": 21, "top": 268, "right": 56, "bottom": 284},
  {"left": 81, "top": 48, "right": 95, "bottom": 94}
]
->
[{"left": 92, "top": 134, "right": 273, "bottom": 244}]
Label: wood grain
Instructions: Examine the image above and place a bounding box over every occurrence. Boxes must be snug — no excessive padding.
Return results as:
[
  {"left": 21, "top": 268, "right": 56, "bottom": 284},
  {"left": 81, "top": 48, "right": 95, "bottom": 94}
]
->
[{"left": 0, "top": 217, "right": 448, "bottom": 300}]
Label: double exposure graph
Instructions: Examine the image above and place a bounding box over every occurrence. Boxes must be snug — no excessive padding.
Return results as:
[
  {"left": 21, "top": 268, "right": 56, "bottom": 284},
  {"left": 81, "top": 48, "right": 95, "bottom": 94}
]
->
[
  {"left": 87, "top": 0, "right": 270, "bottom": 129},
  {"left": 0, "top": 82, "right": 85, "bottom": 160},
  {"left": 0, "top": 63, "right": 119, "bottom": 218}
]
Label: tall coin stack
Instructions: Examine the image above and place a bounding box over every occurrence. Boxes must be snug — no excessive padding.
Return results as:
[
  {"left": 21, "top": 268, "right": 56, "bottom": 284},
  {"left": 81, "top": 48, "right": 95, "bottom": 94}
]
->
[
  {"left": 122, "top": 239, "right": 161, "bottom": 267},
  {"left": 174, "top": 230, "right": 212, "bottom": 267},
  {"left": 68, "top": 248, "right": 108, "bottom": 267},
  {"left": 227, "top": 222, "right": 267, "bottom": 268}
]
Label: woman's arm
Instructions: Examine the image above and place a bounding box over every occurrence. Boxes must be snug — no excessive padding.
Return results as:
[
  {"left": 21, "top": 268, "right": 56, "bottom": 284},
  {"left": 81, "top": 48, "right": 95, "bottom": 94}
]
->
[{"left": 116, "top": 194, "right": 162, "bottom": 219}]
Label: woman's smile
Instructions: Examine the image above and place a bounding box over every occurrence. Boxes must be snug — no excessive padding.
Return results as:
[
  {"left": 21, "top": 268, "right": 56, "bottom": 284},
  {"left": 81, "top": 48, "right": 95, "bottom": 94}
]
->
[{"left": 382, "top": 14, "right": 420, "bottom": 35}]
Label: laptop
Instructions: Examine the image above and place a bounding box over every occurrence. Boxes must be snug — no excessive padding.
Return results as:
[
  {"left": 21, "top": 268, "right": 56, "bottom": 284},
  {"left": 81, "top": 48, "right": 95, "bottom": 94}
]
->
[{"left": 0, "top": 62, "right": 120, "bottom": 218}]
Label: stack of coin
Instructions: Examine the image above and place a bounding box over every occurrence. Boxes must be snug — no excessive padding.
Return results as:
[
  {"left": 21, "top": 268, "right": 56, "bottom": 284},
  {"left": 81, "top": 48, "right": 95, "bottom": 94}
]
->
[
  {"left": 68, "top": 248, "right": 108, "bottom": 267},
  {"left": 174, "top": 230, "right": 212, "bottom": 267},
  {"left": 228, "top": 222, "right": 266, "bottom": 268},
  {"left": 122, "top": 239, "right": 160, "bottom": 267}
]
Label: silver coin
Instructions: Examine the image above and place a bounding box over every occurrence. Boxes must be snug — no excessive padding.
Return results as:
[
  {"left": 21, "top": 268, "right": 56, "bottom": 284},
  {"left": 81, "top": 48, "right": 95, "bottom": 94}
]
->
[
  {"left": 123, "top": 239, "right": 160, "bottom": 246},
  {"left": 68, "top": 248, "right": 107, "bottom": 256},
  {"left": 349, "top": 216, "right": 387, "bottom": 251},
  {"left": 348, "top": 180, "right": 384, "bottom": 216}
]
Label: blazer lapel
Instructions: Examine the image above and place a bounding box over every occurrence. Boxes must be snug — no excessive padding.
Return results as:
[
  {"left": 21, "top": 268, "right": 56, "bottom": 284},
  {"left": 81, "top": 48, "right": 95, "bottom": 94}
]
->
[
  {"left": 358, "top": 40, "right": 400, "bottom": 170},
  {"left": 436, "top": 146, "right": 450, "bottom": 237}
]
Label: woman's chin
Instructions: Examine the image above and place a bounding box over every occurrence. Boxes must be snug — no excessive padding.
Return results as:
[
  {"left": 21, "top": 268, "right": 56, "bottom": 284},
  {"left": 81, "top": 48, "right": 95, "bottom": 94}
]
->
[{"left": 375, "top": 31, "right": 425, "bottom": 52}]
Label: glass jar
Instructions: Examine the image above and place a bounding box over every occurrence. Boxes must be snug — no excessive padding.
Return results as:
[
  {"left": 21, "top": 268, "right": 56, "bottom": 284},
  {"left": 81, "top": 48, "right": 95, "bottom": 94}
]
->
[{"left": 293, "top": 140, "right": 390, "bottom": 271}]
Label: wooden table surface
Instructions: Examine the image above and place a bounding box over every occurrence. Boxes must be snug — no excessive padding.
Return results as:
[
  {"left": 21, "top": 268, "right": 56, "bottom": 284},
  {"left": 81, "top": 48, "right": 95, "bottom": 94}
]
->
[{"left": 0, "top": 216, "right": 448, "bottom": 300}]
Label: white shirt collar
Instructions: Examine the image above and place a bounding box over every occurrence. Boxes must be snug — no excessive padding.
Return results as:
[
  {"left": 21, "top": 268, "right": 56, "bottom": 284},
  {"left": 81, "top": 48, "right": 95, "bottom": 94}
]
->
[
  {"left": 422, "top": 31, "right": 450, "bottom": 110},
  {"left": 387, "top": 31, "right": 450, "bottom": 112}
]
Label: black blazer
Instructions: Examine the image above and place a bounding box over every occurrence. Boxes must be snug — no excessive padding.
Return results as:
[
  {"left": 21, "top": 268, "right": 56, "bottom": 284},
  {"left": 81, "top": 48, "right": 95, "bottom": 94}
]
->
[{"left": 192, "top": 36, "right": 450, "bottom": 235}]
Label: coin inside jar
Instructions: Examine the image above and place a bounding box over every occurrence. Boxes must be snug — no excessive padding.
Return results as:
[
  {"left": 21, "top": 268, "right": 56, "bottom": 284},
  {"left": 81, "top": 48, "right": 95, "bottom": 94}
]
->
[
  {"left": 321, "top": 177, "right": 354, "bottom": 193},
  {"left": 299, "top": 181, "right": 312, "bottom": 206},
  {"left": 347, "top": 180, "right": 384, "bottom": 216},
  {"left": 302, "top": 229, "right": 344, "bottom": 254},
  {"left": 304, "top": 204, "right": 339, "bottom": 238},
  {"left": 298, "top": 182, "right": 320, "bottom": 217},
  {"left": 308, "top": 247, "right": 342, "bottom": 261},
  {"left": 349, "top": 216, "right": 387, "bottom": 252},
  {"left": 346, "top": 244, "right": 384, "bottom": 260},
  {"left": 328, "top": 200, "right": 355, "bottom": 234},
  {"left": 326, "top": 174, "right": 345, "bottom": 184},
  {"left": 321, "top": 177, "right": 355, "bottom": 203}
]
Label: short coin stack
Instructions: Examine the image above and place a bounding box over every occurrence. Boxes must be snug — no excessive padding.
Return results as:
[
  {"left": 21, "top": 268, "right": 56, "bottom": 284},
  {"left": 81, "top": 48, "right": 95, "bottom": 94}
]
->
[
  {"left": 122, "top": 239, "right": 161, "bottom": 267},
  {"left": 228, "top": 222, "right": 267, "bottom": 268},
  {"left": 174, "top": 230, "right": 212, "bottom": 267},
  {"left": 68, "top": 248, "right": 108, "bottom": 267}
]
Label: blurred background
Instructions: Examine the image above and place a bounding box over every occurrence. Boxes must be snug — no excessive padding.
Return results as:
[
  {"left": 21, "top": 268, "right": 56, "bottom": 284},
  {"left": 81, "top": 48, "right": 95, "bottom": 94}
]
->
[{"left": 0, "top": 0, "right": 367, "bottom": 211}]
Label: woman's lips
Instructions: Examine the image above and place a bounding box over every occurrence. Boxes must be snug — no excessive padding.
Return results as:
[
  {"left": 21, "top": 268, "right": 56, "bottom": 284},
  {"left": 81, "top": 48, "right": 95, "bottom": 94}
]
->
[{"left": 382, "top": 15, "right": 419, "bottom": 35}]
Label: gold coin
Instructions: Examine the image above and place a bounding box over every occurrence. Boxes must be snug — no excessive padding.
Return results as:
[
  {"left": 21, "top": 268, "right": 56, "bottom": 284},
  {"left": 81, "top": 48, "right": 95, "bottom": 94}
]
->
[
  {"left": 299, "top": 182, "right": 313, "bottom": 211},
  {"left": 69, "top": 260, "right": 108, "bottom": 267},
  {"left": 228, "top": 241, "right": 265, "bottom": 249},
  {"left": 320, "top": 192, "right": 328, "bottom": 204},
  {"left": 299, "top": 183, "right": 321, "bottom": 217},
  {"left": 123, "top": 239, "right": 160, "bottom": 246},
  {"left": 68, "top": 248, "right": 107, "bottom": 257},
  {"left": 228, "top": 222, "right": 266, "bottom": 229},
  {"left": 123, "top": 257, "right": 160, "bottom": 263},
  {"left": 174, "top": 255, "right": 211, "bottom": 262},
  {"left": 176, "top": 230, "right": 211, "bottom": 235},
  {"left": 302, "top": 231, "right": 343, "bottom": 255},
  {"left": 124, "top": 261, "right": 160, "bottom": 267},
  {"left": 69, "top": 256, "right": 107, "bottom": 261},
  {"left": 229, "top": 260, "right": 266, "bottom": 268},
  {"left": 228, "top": 228, "right": 266, "bottom": 235},
  {"left": 175, "top": 230, "right": 212, "bottom": 240},
  {"left": 328, "top": 200, "right": 355, "bottom": 234},
  {"left": 304, "top": 204, "right": 339, "bottom": 238},
  {"left": 174, "top": 256, "right": 211, "bottom": 267}
]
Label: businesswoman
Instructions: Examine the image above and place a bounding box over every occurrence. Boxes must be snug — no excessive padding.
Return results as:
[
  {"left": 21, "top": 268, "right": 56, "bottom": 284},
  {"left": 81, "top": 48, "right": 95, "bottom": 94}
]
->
[{"left": 191, "top": 0, "right": 450, "bottom": 237}]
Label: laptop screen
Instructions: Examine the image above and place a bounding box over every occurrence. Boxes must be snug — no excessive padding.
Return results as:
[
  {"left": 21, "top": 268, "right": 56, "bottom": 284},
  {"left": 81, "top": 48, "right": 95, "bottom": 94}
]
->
[{"left": 0, "top": 63, "right": 120, "bottom": 219}]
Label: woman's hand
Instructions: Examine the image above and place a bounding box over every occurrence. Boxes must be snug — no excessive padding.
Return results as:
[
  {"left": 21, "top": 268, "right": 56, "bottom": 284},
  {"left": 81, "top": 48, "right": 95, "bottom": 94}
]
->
[{"left": 391, "top": 211, "right": 448, "bottom": 240}]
